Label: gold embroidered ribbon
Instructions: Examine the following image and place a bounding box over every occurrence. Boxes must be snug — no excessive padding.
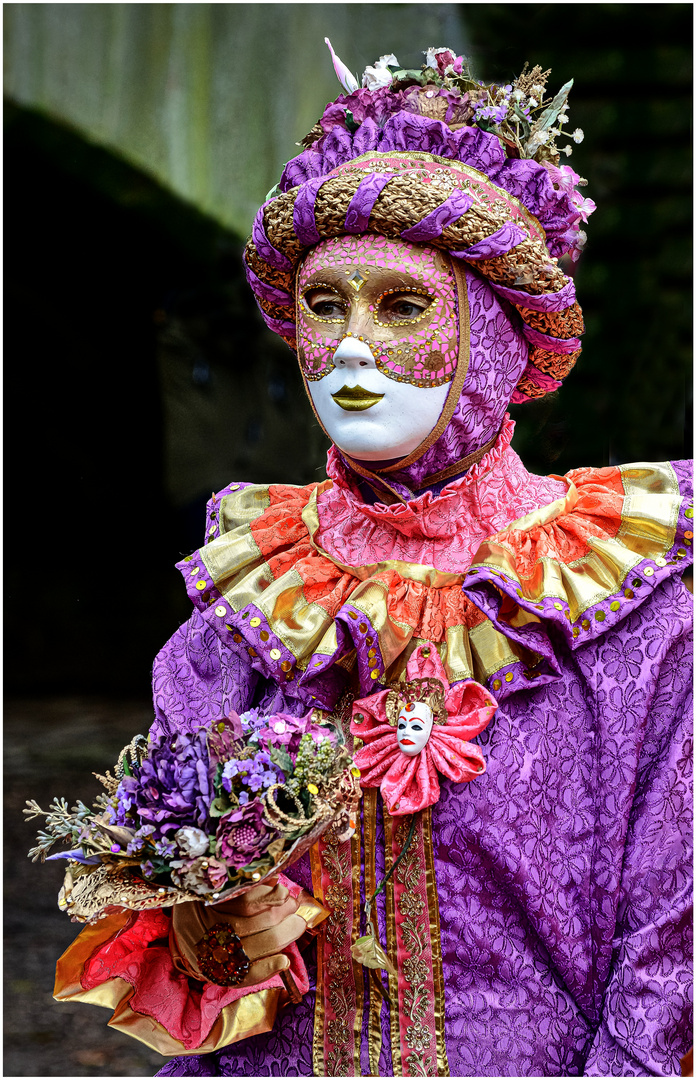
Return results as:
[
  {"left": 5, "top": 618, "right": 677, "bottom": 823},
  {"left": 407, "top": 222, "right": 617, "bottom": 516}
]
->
[
  {"left": 383, "top": 808, "right": 449, "bottom": 1077},
  {"left": 311, "top": 825, "right": 363, "bottom": 1076}
]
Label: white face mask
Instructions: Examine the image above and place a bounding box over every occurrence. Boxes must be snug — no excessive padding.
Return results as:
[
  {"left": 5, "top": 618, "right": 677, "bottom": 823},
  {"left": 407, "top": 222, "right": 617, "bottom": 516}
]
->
[
  {"left": 296, "top": 236, "right": 457, "bottom": 462},
  {"left": 307, "top": 338, "right": 450, "bottom": 461},
  {"left": 396, "top": 701, "right": 434, "bottom": 757}
]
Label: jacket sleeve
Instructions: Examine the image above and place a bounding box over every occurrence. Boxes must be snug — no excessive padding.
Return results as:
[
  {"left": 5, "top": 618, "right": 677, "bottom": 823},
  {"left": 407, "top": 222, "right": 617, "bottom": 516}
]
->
[
  {"left": 151, "top": 608, "right": 260, "bottom": 738},
  {"left": 584, "top": 604, "right": 693, "bottom": 1076}
]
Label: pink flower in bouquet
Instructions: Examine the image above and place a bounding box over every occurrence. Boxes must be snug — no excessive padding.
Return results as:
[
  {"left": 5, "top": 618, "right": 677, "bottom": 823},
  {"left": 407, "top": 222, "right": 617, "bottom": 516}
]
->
[
  {"left": 350, "top": 643, "right": 497, "bottom": 815},
  {"left": 423, "top": 47, "right": 459, "bottom": 76},
  {"left": 215, "top": 801, "right": 278, "bottom": 869},
  {"left": 171, "top": 855, "right": 228, "bottom": 892}
]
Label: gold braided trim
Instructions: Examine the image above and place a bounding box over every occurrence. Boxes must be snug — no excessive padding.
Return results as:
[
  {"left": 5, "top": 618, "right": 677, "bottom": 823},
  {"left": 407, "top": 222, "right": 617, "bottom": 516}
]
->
[
  {"left": 383, "top": 808, "right": 402, "bottom": 1078},
  {"left": 245, "top": 240, "right": 292, "bottom": 291},
  {"left": 254, "top": 174, "right": 566, "bottom": 303},
  {"left": 310, "top": 842, "right": 327, "bottom": 1076},
  {"left": 530, "top": 346, "right": 582, "bottom": 380},
  {"left": 363, "top": 787, "right": 383, "bottom": 1077},
  {"left": 329, "top": 151, "right": 547, "bottom": 242},
  {"left": 257, "top": 296, "right": 295, "bottom": 324},
  {"left": 311, "top": 692, "right": 363, "bottom": 1077},
  {"left": 517, "top": 301, "right": 584, "bottom": 339},
  {"left": 422, "top": 808, "right": 449, "bottom": 1076},
  {"left": 383, "top": 811, "right": 444, "bottom": 1076},
  {"left": 515, "top": 369, "right": 551, "bottom": 399}
]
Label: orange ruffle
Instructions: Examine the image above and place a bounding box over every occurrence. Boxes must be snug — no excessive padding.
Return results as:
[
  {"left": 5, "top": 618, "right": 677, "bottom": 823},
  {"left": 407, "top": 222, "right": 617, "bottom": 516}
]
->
[{"left": 187, "top": 458, "right": 689, "bottom": 705}]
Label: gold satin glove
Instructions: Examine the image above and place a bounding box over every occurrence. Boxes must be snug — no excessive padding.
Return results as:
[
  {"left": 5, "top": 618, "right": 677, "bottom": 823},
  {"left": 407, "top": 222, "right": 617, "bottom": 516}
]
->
[{"left": 171, "top": 877, "right": 310, "bottom": 988}]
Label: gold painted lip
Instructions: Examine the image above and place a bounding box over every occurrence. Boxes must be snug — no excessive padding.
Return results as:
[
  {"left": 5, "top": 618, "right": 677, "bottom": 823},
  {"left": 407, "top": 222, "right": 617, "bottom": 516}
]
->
[{"left": 331, "top": 385, "right": 384, "bottom": 412}]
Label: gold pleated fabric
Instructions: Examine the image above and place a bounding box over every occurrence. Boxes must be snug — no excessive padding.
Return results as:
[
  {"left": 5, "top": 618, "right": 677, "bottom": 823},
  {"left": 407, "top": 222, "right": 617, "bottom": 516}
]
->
[{"left": 53, "top": 910, "right": 287, "bottom": 1056}]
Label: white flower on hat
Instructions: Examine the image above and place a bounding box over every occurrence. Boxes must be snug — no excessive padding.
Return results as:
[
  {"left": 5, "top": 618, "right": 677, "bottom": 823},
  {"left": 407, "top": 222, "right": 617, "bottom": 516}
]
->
[
  {"left": 572, "top": 128, "right": 585, "bottom": 143},
  {"left": 362, "top": 52, "right": 399, "bottom": 90}
]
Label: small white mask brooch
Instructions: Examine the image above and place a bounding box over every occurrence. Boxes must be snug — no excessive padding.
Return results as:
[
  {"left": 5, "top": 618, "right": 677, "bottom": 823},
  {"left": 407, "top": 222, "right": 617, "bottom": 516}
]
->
[{"left": 350, "top": 642, "right": 498, "bottom": 815}]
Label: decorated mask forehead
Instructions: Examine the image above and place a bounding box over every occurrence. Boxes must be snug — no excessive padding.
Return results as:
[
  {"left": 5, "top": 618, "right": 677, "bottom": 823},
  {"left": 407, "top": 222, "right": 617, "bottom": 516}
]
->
[{"left": 297, "top": 235, "right": 459, "bottom": 387}]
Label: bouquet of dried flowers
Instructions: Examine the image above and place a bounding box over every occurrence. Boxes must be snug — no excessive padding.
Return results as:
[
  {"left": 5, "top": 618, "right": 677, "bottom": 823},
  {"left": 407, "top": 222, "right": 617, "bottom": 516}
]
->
[{"left": 26, "top": 708, "right": 360, "bottom": 923}]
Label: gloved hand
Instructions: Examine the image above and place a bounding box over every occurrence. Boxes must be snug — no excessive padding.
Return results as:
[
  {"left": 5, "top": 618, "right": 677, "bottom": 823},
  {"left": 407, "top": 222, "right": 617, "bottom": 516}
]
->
[{"left": 170, "top": 876, "right": 307, "bottom": 987}]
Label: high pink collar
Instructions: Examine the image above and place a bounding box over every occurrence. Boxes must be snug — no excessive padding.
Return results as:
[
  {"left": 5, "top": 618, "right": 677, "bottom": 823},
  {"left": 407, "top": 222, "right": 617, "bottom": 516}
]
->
[{"left": 316, "top": 416, "right": 568, "bottom": 573}]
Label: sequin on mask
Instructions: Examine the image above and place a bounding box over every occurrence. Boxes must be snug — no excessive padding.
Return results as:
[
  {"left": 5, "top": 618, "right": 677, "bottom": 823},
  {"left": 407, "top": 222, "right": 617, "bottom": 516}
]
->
[{"left": 296, "top": 235, "right": 459, "bottom": 387}]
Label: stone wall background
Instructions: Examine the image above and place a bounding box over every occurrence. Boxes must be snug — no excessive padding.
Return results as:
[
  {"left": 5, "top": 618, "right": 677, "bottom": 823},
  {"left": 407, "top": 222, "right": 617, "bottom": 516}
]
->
[{"left": 4, "top": 3, "right": 463, "bottom": 235}]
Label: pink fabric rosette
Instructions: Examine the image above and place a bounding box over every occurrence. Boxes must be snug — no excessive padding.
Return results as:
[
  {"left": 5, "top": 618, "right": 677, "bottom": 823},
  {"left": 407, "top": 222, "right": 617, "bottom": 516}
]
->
[{"left": 349, "top": 643, "right": 497, "bottom": 814}]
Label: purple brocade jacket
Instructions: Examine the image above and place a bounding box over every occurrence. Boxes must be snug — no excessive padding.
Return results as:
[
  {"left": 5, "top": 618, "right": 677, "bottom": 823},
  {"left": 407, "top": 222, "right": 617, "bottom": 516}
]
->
[{"left": 153, "top": 454, "right": 693, "bottom": 1078}]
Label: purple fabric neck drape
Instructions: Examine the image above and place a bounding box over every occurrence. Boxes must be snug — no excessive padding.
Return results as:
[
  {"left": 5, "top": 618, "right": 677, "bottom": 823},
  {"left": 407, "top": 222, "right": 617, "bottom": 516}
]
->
[{"left": 347, "top": 266, "right": 529, "bottom": 500}]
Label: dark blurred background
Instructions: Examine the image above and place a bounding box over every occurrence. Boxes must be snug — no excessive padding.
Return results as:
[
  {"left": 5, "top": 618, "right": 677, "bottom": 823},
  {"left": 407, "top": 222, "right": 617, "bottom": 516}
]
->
[{"left": 3, "top": 4, "right": 692, "bottom": 1076}]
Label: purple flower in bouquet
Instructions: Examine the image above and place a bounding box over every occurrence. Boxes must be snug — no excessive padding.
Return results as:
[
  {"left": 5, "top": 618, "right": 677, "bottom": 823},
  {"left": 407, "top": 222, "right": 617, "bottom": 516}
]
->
[
  {"left": 221, "top": 747, "right": 282, "bottom": 797},
  {"left": 216, "top": 801, "right": 279, "bottom": 869},
  {"left": 113, "top": 729, "right": 212, "bottom": 842}
]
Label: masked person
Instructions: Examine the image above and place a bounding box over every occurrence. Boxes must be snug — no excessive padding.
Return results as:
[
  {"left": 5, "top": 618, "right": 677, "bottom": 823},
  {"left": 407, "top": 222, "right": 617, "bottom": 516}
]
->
[{"left": 54, "top": 45, "right": 693, "bottom": 1078}]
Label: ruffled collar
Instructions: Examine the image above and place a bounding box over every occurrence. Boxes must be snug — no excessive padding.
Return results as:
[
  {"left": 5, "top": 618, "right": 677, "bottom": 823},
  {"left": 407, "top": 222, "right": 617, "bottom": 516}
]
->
[
  {"left": 317, "top": 416, "right": 568, "bottom": 573},
  {"left": 178, "top": 456, "right": 690, "bottom": 712}
]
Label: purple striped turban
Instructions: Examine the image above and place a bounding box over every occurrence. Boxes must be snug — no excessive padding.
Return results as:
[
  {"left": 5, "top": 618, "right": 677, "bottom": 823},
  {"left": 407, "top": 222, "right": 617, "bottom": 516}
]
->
[{"left": 244, "top": 110, "right": 585, "bottom": 401}]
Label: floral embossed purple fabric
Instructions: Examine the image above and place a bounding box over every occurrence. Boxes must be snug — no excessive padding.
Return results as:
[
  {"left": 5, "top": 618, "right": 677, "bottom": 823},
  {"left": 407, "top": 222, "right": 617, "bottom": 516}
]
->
[{"left": 152, "top": 506, "right": 692, "bottom": 1076}]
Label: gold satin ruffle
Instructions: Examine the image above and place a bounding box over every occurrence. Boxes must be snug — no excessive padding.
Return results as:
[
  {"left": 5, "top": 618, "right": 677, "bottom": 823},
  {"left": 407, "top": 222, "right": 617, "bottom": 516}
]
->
[
  {"left": 200, "top": 483, "right": 539, "bottom": 690},
  {"left": 54, "top": 892, "right": 328, "bottom": 1057},
  {"left": 468, "top": 462, "right": 684, "bottom": 624},
  {"left": 198, "top": 461, "right": 685, "bottom": 699}
]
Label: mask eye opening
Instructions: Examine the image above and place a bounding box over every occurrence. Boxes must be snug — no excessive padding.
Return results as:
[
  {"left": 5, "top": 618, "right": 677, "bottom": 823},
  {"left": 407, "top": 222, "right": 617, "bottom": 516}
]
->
[
  {"left": 301, "top": 285, "right": 347, "bottom": 322},
  {"left": 375, "top": 290, "right": 434, "bottom": 326}
]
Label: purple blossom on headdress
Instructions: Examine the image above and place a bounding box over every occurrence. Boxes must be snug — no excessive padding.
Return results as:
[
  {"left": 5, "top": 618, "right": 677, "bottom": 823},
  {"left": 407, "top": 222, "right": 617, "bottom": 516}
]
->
[
  {"left": 216, "top": 801, "right": 278, "bottom": 869},
  {"left": 543, "top": 162, "right": 596, "bottom": 220},
  {"left": 319, "top": 83, "right": 473, "bottom": 139},
  {"left": 113, "top": 729, "right": 212, "bottom": 842},
  {"left": 472, "top": 85, "right": 513, "bottom": 127},
  {"left": 319, "top": 86, "right": 411, "bottom": 134}
]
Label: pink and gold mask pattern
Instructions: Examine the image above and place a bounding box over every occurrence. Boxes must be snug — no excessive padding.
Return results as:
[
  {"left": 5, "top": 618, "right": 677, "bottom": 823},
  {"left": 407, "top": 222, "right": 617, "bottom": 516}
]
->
[{"left": 296, "top": 235, "right": 459, "bottom": 387}]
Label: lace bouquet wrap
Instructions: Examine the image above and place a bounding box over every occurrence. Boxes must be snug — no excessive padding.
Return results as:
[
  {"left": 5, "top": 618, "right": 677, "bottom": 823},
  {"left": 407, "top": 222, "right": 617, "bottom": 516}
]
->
[{"left": 26, "top": 708, "right": 360, "bottom": 924}]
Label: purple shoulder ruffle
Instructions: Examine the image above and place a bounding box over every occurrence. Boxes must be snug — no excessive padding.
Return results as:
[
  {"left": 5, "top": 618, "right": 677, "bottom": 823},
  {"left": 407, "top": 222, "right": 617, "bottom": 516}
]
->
[{"left": 279, "top": 112, "right": 580, "bottom": 258}]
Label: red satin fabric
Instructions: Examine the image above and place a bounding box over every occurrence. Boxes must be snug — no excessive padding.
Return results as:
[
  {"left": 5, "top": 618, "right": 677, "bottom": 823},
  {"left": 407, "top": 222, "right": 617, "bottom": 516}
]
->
[{"left": 79, "top": 877, "right": 310, "bottom": 1050}]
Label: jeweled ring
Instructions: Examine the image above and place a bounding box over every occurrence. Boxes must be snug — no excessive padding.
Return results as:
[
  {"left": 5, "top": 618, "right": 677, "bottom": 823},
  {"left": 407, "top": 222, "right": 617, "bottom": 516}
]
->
[{"left": 195, "top": 924, "right": 252, "bottom": 986}]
